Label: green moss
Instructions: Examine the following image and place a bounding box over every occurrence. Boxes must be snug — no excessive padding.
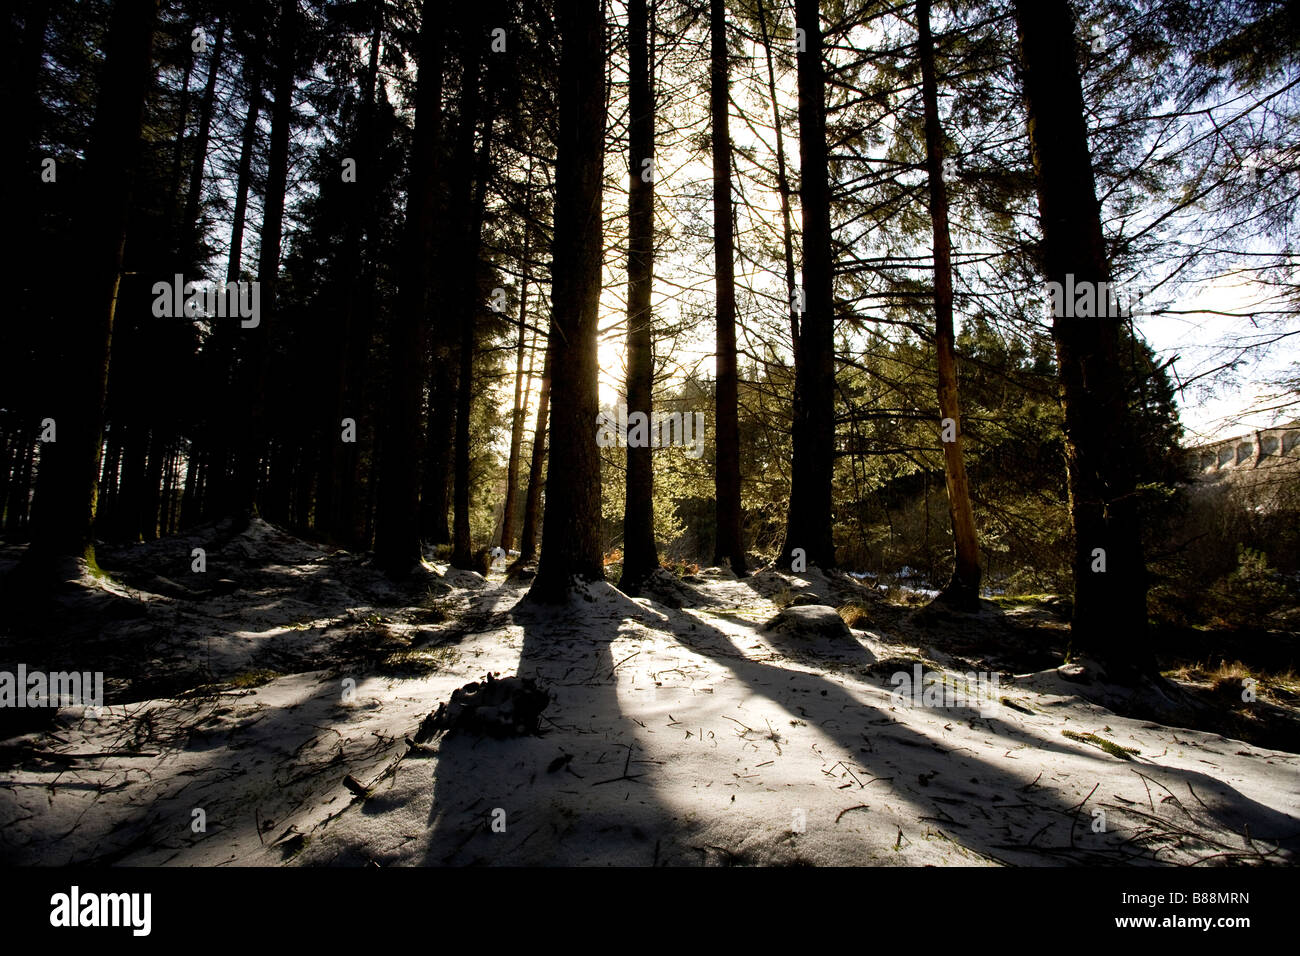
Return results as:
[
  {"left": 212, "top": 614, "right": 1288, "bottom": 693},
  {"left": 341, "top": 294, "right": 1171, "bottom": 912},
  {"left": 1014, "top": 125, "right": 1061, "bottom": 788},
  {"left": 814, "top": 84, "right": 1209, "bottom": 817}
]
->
[
  {"left": 230, "top": 669, "right": 280, "bottom": 689},
  {"left": 1062, "top": 729, "right": 1139, "bottom": 759},
  {"left": 83, "top": 546, "right": 113, "bottom": 583},
  {"left": 376, "top": 646, "right": 459, "bottom": 676}
]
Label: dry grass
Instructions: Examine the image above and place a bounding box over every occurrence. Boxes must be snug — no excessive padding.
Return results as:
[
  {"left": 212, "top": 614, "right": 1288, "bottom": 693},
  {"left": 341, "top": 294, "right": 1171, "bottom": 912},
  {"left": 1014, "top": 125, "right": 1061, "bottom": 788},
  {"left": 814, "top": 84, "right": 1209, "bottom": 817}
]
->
[
  {"left": 1163, "top": 660, "right": 1300, "bottom": 706},
  {"left": 838, "top": 603, "right": 870, "bottom": 628}
]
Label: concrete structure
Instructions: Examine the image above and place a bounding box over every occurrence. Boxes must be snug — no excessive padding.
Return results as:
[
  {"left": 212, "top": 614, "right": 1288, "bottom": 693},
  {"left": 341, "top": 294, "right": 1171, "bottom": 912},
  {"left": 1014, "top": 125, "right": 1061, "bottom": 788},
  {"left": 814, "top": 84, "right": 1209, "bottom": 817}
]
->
[{"left": 1185, "top": 423, "right": 1300, "bottom": 477}]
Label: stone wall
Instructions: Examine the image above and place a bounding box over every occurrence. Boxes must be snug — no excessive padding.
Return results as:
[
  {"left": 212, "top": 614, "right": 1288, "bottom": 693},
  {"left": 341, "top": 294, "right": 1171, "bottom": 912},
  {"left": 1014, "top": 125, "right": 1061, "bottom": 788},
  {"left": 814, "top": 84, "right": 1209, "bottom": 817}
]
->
[{"left": 1186, "top": 424, "right": 1300, "bottom": 477}]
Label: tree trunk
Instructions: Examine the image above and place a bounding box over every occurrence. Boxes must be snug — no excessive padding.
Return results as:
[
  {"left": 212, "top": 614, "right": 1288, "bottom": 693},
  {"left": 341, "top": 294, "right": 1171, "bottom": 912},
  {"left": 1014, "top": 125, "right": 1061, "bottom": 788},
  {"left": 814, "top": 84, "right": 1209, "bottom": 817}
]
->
[
  {"left": 514, "top": 343, "right": 551, "bottom": 566},
  {"left": 779, "top": 0, "right": 836, "bottom": 570},
  {"left": 1012, "top": 0, "right": 1151, "bottom": 678},
  {"left": 420, "top": 367, "right": 454, "bottom": 544},
  {"left": 25, "top": 0, "right": 158, "bottom": 567},
  {"left": 918, "top": 0, "right": 981, "bottom": 608},
  {"left": 621, "top": 0, "right": 660, "bottom": 589},
  {"left": 710, "top": 0, "right": 745, "bottom": 574},
  {"left": 450, "top": 23, "right": 490, "bottom": 571},
  {"left": 755, "top": 0, "right": 799, "bottom": 364},
  {"left": 232, "top": 0, "right": 296, "bottom": 519},
  {"left": 499, "top": 218, "right": 534, "bottom": 553},
  {"left": 319, "top": 14, "right": 381, "bottom": 543},
  {"left": 181, "top": 18, "right": 225, "bottom": 266},
  {"left": 527, "top": 0, "right": 606, "bottom": 601},
  {"left": 203, "top": 79, "right": 259, "bottom": 520},
  {"left": 374, "top": 0, "right": 444, "bottom": 576},
  {"left": 165, "top": 33, "right": 195, "bottom": 259}
]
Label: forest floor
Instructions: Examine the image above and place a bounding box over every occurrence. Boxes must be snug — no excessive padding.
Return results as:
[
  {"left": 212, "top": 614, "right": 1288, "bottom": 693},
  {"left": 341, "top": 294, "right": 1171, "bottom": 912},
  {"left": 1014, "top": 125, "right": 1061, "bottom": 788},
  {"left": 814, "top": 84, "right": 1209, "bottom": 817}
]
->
[{"left": 1, "top": 518, "right": 1298, "bottom": 866}]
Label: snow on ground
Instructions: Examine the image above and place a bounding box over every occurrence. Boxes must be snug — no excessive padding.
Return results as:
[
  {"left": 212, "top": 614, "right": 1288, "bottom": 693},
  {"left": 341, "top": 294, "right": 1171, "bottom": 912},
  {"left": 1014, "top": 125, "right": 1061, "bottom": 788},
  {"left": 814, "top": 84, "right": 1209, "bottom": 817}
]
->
[{"left": 1, "top": 523, "right": 1297, "bottom": 866}]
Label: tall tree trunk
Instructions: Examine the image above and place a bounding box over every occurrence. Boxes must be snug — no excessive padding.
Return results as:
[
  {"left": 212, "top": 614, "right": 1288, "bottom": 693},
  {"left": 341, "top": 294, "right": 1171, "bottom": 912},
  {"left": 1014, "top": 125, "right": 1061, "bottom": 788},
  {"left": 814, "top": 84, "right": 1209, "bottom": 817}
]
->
[
  {"left": 450, "top": 22, "right": 489, "bottom": 571},
  {"left": 710, "top": 0, "right": 745, "bottom": 574},
  {"left": 514, "top": 342, "right": 551, "bottom": 566},
  {"left": 203, "top": 80, "right": 260, "bottom": 520},
  {"left": 499, "top": 219, "right": 535, "bottom": 553},
  {"left": 226, "top": 82, "right": 259, "bottom": 289},
  {"left": 374, "top": 0, "right": 444, "bottom": 576},
  {"left": 755, "top": 0, "right": 799, "bottom": 364},
  {"left": 1013, "top": 0, "right": 1150, "bottom": 678},
  {"left": 3, "top": 1, "right": 51, "bottom": 517},
  {"left": 319, "top": 14, "right": 382, "bottom": 543},
  {"left": 918, "top": 0, "right": 981, "bottom": 608},
  {"left": 141, "top": 429, "right": 167, "bottom": 540},
  {"left": 527, "top": 0, "right": 606, "bottom": 601},
  {"left": 420, "top": 369, "right": 454, "bottom": 544},
  {"left": 166, "top": 33, "right": 195, "bottom": 259},
  {"left": 232, "top": 0, "right": 296, "bottom": 519},
  {"left": 181, "top": 17, "right": 225, "bottom": 266},
  {"left": 621, "top": 0, "right": 659, "bottom": 589},
  {"left": 779, "top": 0, "right": 836, "bottom": 570},
  {"left": 25, "top": 0, "right": 158, "bottom": 568}
]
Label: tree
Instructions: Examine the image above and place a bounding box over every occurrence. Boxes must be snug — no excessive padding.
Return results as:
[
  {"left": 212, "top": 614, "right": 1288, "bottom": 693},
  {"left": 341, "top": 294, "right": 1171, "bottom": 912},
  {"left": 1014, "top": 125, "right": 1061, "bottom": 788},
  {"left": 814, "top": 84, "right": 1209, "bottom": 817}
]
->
[
  {"left": 515, "top": 342, "right": 551, "bottom": 566},
  {"left": 711, "top": 0, "right": 746, "bottom": 574},
  {"left": 621, "top": 0, "right": 660, "bottom": 589},
  {"left": 917, "top": 0, "right": 981, "bottom": 607},
  {"left": 231, "top": 0, "right": 299, "bottom": 519},
  {"left": 449, "top": 6, "right": 493, "bottom": 571},
  {"left": 499, "top": 174, "right": 537, "bottom": 555},
  {"left": 779, "top": 0, "right": 836, "bottom": 570},
  {"left": 374, "top": 0, "right": 444, "bottom": 576},
  {"left": 528, "top": 0, "right": 607, "bottom": 601},
  {"left": 26, "top": 0, "right": 159, "bottom": 568},
  {"left": 1013, "top": 0, "right": 1151, "bottom": 678}
]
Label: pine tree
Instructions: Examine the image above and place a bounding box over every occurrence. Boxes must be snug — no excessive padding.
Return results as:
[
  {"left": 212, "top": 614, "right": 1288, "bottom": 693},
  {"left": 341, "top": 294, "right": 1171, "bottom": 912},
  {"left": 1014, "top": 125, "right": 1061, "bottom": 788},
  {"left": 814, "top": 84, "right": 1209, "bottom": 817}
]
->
[{"left": 528, "top": 0, "right": 607, "bottom": 601}]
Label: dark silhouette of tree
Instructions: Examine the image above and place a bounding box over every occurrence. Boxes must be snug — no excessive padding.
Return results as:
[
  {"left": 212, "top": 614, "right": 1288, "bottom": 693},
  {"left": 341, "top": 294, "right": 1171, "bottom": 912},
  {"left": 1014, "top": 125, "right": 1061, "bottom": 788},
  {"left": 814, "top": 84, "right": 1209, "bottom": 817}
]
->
[
  {"left": 1013, "top": 0, "right": 1151, "bottom": 678},
  {"left": 26, "top": 0, "right": 159, "bottom": 569},
  {"left": 621, "top": 0, "right": 660, "bottom": 590},
  {"left": 528, "top": 0, "right": 606, "bottom": 601},
  {"left": 374, "top": 0, "right": 444, "bottom": 576},
  {"left": 779, "top": 0, "right": 836, "bottom": 571},
  {"left": 711, "top": 0, "right": 745, "bottom": 575}
]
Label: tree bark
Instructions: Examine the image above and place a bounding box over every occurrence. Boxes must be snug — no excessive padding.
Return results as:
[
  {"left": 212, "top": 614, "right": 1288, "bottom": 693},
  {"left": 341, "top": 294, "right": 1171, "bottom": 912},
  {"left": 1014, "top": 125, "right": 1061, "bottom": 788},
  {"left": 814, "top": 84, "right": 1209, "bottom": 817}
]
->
[
  {"left": 182, "top": 19, "right": 225, "bottom": 267},
  {"left": 318, "top": 13, "right": 382, "bottom": 544},
  {"left": 710, "top": 0, "right": 745, "bottom": 574},
  {"left": 621, "top": 0, "right": 660, "bottom": 589},
  {"left": 25, "top": 0, "right": 158, "bottom": 567},
  {"left": 755, "top": 0, "right": 799, "bottom": 365},
  {"left": 450, "top": 21, "right": 490, "bottom": 571},
  {"left": 1013, "top": 0, "right": 1151, "bottom": 677},
  {"left": 499, "top": 216, "right": 535, "bottom": 553},
  {"left": 527, "top": 0, "right": 606, "bottom": 601},
  {"left": 232, "top": 0, "right": 296, "bottom": 519},
  {"left": 514, "top": 342, "right": 551, "bottom": 566},
  {"left": 374, "top": 0, "right": 444, "bottom": 576},
  {"left": 202, "top": 76, "right": 259, "bottom": 520},
  {"left": 918, "top": 0, "right": 981, "bottom": 608},
  {"left": 779, "top": 0, "right": 836, "bottom": 570}
]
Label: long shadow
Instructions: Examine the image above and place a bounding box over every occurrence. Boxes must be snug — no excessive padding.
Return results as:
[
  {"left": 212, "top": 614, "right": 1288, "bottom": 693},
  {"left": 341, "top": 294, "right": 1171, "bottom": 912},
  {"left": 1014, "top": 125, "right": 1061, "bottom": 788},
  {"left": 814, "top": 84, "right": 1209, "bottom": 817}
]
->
[
  {"left": 653, "top": 596, "right": 1300, "bottom": 864},
  {"left": 420, "top": 583, "right": 687, "bottom": 865},
  {"left": 751, "top": 606, "right": 878, "bottom": 670}
]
